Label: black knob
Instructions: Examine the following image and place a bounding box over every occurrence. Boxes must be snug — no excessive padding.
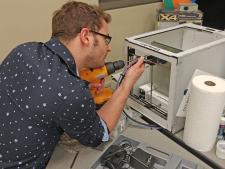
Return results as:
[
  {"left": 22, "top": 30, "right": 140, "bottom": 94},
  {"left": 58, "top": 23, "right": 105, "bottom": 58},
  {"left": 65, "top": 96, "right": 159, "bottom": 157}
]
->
[{"left": 106, "top": 60, "right": 125, "bottom": 75}]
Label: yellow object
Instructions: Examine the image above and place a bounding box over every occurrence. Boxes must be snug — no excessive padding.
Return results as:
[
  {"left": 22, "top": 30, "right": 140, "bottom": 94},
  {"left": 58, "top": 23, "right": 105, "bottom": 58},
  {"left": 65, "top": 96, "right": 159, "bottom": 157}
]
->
[
  {"left": 80, "top": 66, "right": 113, "bottom": 105},
  {"left": 80, "top": 60, "right": 125, "bottom": 105}
]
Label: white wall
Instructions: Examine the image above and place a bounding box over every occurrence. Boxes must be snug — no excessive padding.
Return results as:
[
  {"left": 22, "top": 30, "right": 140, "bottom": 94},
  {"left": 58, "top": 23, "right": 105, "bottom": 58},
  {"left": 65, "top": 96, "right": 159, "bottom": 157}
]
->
[
  {"left": 0, "top": 0, "right": 98, "bottom": 62},
  {"left": 0, "top": 0, "right": 161, "bottom": 62},
  {"left": 106, "top": 2, "right": 162, "bottom": 62}
]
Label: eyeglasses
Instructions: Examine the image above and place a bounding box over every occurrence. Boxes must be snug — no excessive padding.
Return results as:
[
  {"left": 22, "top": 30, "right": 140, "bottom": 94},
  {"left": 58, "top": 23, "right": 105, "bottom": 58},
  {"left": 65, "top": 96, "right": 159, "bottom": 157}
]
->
[{"left": 90, "top": 30, "right": 112, "bottom": 45}]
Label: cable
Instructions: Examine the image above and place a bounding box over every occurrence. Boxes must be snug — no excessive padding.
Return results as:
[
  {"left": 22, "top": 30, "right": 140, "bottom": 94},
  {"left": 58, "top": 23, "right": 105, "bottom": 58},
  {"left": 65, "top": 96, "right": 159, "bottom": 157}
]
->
[
  {"left": 116, "top": 57, "right": 162, "bottom": 130},
  {"left": 116, "top": 56, "right": 157, "bottom": 88},
  {"left": 116, "top": 59, "right": 139, "bottom": 88},
  {"left": 123, "top": 109, "right": 161, "bottom": 130}
]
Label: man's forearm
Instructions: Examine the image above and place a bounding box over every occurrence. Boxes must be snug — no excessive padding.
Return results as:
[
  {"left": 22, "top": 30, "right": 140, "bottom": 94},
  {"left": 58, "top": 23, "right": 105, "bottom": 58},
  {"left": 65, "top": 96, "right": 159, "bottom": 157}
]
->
[
  {"left": 97, "top": 57, "right": 145, "bottom": 133},
  {"left": 97, "top": 81, "right": 131, "bottom": 132}
]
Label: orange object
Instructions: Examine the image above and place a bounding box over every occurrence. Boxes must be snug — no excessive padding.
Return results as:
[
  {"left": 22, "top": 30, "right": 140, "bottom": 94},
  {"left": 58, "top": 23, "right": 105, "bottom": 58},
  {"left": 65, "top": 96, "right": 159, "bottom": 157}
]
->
[
  {"left": 173, "top": 0, "right": 191, "bottom": 9},
  {"left": 80, "top": 66, "right": 112, "bottom": 105},
  {"left": 80, "top": 60, "right": 125, "bottom": 105}
]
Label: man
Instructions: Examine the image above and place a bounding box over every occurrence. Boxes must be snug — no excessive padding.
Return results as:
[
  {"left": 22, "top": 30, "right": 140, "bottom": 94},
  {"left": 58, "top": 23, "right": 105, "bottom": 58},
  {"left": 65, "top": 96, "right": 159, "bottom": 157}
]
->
[{"left": 0, "top": 1, "right": 144, "bottom": 169}]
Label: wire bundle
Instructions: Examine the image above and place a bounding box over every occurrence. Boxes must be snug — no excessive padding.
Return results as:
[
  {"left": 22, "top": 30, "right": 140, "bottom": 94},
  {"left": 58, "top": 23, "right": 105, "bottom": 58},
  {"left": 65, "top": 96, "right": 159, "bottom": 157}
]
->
[{"left": 116, "top": 57, "right": 161, "bottom": 130}]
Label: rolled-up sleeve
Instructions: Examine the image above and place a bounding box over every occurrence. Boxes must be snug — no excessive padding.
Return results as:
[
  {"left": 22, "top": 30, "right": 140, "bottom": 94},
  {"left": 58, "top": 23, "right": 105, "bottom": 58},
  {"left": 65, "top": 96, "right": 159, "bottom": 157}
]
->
[{"left": 100, "top": 118, "right": 109, "bottom": 142}]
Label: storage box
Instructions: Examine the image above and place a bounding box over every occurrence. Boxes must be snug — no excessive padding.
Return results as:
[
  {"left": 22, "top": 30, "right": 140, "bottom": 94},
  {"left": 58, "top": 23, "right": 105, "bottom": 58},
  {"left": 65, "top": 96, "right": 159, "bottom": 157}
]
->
[
  {"left": 90, "top": 135, "right": 204, "bottom": 169},
  {"left": 125, "top": 23, "right": 225, "bottom": 133}
]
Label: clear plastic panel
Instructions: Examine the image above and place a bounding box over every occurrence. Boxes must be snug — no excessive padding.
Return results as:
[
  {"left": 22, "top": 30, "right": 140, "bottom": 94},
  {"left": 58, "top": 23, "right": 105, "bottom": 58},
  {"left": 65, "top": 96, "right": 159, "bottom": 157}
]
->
[{"left": 135, "top": 27, "right": 225, "bottom": 53}]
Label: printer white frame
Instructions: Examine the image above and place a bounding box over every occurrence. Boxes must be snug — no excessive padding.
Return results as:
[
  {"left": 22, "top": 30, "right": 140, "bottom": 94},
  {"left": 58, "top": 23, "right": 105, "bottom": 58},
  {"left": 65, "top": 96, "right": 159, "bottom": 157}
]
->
[{"left": 125, "top": 23, "right": 225, "bottom": 133}]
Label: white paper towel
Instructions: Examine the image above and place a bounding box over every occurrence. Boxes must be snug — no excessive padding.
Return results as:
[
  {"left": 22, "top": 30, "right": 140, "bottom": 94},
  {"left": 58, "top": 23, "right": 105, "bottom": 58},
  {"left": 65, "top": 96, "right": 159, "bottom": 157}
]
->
[
  {"left": 183, "top": 75, "right": 225, "bottom": 152},
  {"left": 177, "top": 69, "right": 211, "bottom": 117}
]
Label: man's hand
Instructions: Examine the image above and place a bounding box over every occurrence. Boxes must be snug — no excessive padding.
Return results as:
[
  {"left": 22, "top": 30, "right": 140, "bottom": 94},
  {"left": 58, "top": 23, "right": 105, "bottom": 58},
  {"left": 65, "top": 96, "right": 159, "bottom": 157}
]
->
[
  {"left": 97, "top": 57, "right": 145, "bottom": 132},
  {"left": 123, "top": 57, "right": 145, "bottom": 89},
  {"left": 88, "top": 79, "right": 105, "bottom": 94}
]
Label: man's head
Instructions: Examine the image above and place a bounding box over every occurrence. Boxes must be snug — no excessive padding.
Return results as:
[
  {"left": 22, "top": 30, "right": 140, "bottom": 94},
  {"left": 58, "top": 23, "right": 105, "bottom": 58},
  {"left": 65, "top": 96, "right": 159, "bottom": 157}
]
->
[
  {"left": 52, "top": 1, "right": 112, "bottom": 69},
  {"left": 52, "top": 1, "right": 111, "bottom": 40}
]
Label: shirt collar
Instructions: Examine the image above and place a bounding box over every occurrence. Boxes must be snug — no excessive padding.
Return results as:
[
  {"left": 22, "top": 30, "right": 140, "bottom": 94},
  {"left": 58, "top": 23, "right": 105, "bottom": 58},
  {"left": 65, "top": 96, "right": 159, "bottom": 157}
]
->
[{"left": 45, "top": 37, "right": 78, "bottom": 77}]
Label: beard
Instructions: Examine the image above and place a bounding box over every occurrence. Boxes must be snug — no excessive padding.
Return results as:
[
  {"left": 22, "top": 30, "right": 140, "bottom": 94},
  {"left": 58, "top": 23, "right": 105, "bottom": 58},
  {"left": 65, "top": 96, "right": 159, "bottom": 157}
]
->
[
  {"left": 86, "top": 39, "right": 106, "bottom": 68},
  {"left": 89, "top": 58, "right": 105, "bottom": 68},
  {"left": 85, "top": 51, "right": 106, "bottom": 69}
]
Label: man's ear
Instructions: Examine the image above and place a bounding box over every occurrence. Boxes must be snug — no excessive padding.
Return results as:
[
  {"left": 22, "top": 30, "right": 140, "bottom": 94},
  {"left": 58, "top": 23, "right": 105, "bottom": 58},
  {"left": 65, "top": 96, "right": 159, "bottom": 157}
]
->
[{"left": 80, "top": 28, "right": 91, "bottom": 46}]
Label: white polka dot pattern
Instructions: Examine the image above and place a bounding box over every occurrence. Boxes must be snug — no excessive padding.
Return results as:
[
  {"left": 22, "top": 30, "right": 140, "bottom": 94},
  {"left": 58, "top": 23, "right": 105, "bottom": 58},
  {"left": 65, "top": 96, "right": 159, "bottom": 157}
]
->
[{"left": 0, "top": 38, "right": 104, "bottom": 169}]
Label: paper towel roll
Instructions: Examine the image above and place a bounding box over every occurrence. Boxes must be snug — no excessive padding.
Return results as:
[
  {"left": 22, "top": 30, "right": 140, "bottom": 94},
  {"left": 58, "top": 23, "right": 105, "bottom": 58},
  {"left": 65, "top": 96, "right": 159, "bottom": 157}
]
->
[{"left": 183, "top": 75, "right": 225, "bottom": 152}]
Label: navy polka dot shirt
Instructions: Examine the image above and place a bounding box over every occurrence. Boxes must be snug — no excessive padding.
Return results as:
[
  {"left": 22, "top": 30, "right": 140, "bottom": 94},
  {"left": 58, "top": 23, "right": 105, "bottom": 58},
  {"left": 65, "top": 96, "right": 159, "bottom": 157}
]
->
[{"left": 0, "top": 37, "right": 106, "bottom": 169}]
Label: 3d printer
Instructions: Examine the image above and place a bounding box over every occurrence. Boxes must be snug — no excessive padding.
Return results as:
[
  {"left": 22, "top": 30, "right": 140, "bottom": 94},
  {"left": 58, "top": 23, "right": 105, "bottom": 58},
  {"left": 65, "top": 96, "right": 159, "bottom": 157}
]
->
[{"left": 125, "top": 23, "right": 225, "bottom": 133}]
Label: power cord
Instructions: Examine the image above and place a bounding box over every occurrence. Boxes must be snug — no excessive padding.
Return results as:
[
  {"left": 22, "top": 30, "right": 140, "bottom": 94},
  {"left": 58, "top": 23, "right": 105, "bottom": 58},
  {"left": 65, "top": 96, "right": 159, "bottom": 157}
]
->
[
  {"left": 123, "top": 109, "right": 161, "bottom": 130},
  {"left": 117, "top": 57, "right": 161, "bottom": 130},
  {"left": 116, "top": 56, "right": 158, "bottom": 88}
]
